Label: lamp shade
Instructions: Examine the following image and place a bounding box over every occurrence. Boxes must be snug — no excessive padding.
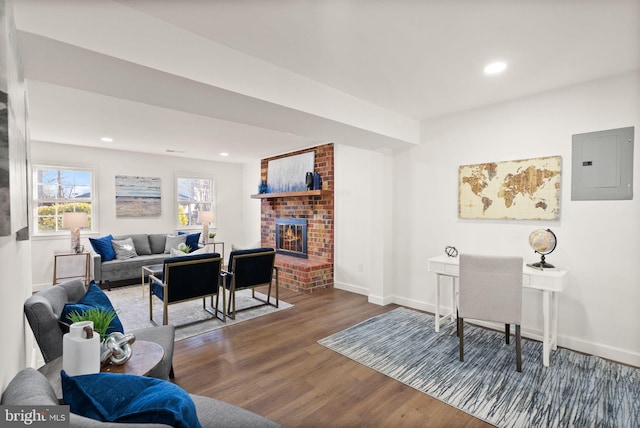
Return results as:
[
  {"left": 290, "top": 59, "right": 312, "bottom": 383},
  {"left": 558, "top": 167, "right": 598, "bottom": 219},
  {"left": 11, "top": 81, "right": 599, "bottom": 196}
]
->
[
  {"left": 62, "top": 212, "right": 89, "bottom": 229},
  {"left": 198, "top": 211, "right": 214, "bottom": 224}
]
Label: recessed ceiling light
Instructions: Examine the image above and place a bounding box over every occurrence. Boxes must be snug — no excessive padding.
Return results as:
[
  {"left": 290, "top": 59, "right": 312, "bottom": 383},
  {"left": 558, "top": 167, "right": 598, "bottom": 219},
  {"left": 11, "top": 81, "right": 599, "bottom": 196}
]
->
[
  {"left": 100, "top": 137, "right": 113, "bottom": 142},
  {"left": 484, "top": 62, "right": 507, "bottom": 75},
  {"left": 220, "top": 152, "right": 229, "bottom": 157}
]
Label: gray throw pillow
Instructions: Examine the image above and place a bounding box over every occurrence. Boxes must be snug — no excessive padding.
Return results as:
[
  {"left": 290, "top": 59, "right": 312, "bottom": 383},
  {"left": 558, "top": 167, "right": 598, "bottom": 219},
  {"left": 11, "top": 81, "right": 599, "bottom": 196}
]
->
[
  {"left": 148, "top": 234, "right": 167, "bottom": 254},
  {"left": 111, "top": 237, "right": 138, "bottom": 260},
  {"left": 164, "top": 234, "right": 187, "bottom": 254},
  {"left": 129, "top": 234, "right": 152, "bottom": 255}
]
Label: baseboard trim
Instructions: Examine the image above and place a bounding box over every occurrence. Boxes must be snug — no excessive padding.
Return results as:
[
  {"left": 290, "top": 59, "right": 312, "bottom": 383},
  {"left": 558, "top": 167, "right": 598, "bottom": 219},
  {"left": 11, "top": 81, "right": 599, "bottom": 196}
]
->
[{"left": 334, "top": 280, "right": 369, "bottom": 296}]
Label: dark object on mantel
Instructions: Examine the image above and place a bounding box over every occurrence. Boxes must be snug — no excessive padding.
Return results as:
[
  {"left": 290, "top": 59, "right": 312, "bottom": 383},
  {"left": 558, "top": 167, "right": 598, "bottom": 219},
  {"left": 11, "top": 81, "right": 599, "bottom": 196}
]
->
[
  {"left": 306, "top": 172, "right": 314, "bottom": 190},
  {"left": 313, "top": 172, "right": 322, "bottom": 190},
  {"left": 258, "top": 179, "right": 268, "bottom": 194}
]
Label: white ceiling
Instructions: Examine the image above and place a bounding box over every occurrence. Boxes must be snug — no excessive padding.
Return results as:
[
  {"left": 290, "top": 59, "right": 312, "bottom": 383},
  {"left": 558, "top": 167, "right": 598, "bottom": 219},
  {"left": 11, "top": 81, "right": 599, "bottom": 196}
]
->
[{"left": 13, "top": 0, "right": 640, "bottom": 163}]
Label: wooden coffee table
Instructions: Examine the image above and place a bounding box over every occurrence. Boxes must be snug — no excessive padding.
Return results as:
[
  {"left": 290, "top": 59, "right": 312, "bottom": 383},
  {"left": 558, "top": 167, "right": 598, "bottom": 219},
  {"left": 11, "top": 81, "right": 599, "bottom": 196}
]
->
[{"left": 39, "top": 340, "right": 164, "bottom": 400}]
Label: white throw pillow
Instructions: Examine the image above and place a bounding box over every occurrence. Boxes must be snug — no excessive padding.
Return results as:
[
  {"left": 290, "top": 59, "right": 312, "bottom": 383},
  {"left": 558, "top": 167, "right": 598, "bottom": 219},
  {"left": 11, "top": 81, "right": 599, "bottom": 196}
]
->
[
  {"left": 170, "top": 248, "right": 188, "bottom": 257},
  {"left": 231, "top": 242, "right": 262, "bottom": 251},
  {"left": 190, "top": 246, "right": 210, "bottom": 255},
  {"left": 170, "top": 246, "right": 210, "bottom": 258},
  {"left": 164, "top": 234, "right": 187, "bottom": 254}
]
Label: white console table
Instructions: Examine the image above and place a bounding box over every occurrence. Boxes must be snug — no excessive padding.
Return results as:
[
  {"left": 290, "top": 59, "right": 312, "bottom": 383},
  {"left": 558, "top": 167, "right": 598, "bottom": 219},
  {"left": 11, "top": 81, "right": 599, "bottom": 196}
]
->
[{"left": 427, "top": 254, "right": 569, "bottom": 367}]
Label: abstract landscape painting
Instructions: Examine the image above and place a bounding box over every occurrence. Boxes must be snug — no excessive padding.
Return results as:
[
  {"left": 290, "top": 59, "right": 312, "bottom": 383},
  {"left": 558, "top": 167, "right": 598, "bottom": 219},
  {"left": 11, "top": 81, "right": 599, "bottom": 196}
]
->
[
  {"left": 267, "top": 151, "right": 314, "bottom": 193},
  {"left": 115, "top": 175, "right": 161, "bottom": 217}
]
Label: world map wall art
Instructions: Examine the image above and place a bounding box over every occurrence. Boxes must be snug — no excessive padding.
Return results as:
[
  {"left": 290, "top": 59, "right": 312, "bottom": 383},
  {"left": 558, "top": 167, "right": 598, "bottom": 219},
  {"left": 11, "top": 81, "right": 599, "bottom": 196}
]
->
[{"left": 458, "top": 155, "right": 561, "bottom": 220}]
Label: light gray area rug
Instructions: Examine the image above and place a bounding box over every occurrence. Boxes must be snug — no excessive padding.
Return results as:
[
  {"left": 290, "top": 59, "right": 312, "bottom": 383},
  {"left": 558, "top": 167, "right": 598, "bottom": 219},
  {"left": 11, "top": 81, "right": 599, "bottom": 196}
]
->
[
  {"left": 318, "top": 307, "right": 639, "bottom": 428},
  {"left": 108, "top": 285, "right": 292, "bottom": 341}
]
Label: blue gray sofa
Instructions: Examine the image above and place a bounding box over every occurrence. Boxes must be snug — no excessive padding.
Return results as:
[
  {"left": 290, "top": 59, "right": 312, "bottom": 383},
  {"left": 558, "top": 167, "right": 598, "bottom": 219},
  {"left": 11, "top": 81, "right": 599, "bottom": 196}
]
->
[
  {"left": 91, "top": 233, "right": 201, "bottom": 289},
  {"left": 1, "top": 368, "right": 281, "bottom": 427}
]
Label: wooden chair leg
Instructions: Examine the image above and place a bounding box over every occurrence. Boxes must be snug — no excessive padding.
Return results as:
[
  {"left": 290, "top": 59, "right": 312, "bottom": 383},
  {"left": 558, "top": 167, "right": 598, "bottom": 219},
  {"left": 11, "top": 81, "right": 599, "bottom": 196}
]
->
[
  {"left": 516, "top": 324, "right": 522, "bottom": 372},
  {"left": 505, "top": 323, "right": 510, "bottom": 345},
  {"left": 458, "top": 316, "right": 464, "bottom": 362}
]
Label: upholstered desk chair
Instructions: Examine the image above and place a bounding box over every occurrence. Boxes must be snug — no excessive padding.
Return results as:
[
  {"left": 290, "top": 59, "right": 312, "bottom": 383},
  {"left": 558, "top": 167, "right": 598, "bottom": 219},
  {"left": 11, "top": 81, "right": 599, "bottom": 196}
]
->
[
  {"left": 24, "top": 279, "right": 176, "bottom": 380},
  {"left": 223, "top": 248, "right": 278, "bottom": 320},
  {"left": 457, "top": 254, "right": 524, "bottom": 372},
  {"left": 149, "top": 253, "right": 224, "bottom": 326}
]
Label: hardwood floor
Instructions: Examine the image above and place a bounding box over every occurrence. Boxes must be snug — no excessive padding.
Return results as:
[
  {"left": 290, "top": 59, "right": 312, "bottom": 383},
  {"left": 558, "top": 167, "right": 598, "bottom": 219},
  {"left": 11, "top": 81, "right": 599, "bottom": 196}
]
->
[{"left": 172, "top": 286, "right": 493, "bottom": 427}]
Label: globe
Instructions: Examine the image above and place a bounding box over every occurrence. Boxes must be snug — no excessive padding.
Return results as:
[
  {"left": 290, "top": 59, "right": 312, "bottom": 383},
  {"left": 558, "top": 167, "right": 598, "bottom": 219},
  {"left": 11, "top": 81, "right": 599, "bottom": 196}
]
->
[{"left": 528, "top": 229, "right": 557, "bottom": 268}]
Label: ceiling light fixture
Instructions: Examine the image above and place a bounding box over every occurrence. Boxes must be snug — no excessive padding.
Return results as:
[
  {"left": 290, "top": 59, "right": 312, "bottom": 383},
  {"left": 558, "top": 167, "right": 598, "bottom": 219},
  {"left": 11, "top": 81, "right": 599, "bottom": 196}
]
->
[
  {"left": 100, "top": 137, "right": 113, "bottom": 142},
  {"left": 484, "top": 61, "right": 507, "bottom": 75},
  {"left": 220, "top": 152, "right": 229, "bottom": 157}
]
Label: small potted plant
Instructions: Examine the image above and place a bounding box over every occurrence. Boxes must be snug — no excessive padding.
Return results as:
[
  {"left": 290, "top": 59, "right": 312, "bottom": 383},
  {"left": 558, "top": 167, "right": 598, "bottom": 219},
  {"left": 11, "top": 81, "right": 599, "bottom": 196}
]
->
[
  {"left": 208, "top": 232, "right": 216, "bottom": 241},
  {"left": 66, "top": 307, "right": 117, "bottom": 339}
]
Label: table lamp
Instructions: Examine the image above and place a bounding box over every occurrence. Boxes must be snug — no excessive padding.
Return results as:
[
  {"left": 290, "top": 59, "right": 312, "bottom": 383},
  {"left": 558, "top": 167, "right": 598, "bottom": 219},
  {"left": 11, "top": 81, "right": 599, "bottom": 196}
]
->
[
  {"left": 62, "top": 212, "right": 89, "bottom": 253},
  {"left": 198, "top": 211, "right": 214, "bottom": 244}
]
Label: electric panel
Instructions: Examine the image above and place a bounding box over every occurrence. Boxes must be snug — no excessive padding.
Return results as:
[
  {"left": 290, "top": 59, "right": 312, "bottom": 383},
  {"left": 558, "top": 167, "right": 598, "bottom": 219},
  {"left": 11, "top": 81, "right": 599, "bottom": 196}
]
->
[{"left": 571, "top": 127, "right": 633, "bottom": 200}]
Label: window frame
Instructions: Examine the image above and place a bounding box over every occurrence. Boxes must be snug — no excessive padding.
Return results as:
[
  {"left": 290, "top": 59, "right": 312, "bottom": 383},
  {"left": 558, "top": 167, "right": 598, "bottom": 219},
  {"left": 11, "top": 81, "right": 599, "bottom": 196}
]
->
[
  {"left": 176, "top": 175, "right": 215, "bottom": 230},
  {"left": 32, "top": 165, "right": 96, "bottom": 236}
]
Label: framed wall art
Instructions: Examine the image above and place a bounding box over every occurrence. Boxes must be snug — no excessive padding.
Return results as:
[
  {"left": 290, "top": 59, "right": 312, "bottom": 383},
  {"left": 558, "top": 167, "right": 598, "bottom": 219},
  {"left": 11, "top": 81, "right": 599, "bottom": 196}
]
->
[
  {"left": 458, "top": 155, "right": 561, "bottom": 220},
  {"left": 267, "top": 151, "right": 314, "bottom": 193},
  {"left": 115, "top": 175, "right": 161, "bottom": 217}
]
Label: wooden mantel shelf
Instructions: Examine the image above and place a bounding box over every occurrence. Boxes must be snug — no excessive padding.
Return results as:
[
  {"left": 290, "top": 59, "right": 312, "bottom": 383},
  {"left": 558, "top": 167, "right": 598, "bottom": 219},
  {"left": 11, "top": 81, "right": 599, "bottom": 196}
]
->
[{"left": 251, "top": 189, "right": 331, "bottom": 199}]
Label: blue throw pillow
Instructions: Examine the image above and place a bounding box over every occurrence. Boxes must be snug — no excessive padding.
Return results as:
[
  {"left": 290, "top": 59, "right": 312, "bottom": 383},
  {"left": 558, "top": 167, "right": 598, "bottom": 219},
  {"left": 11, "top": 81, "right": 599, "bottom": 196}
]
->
[
  {"left": 61, "top": 282, "right": 124, "bottom": 335},
  {"left": 89, "top": 234, "right": 116, "bottom": 262},
  {"left": 178, "top": 232, "right": 201, "bottom": 252},
  {"left": 186, "top": 233, "right": 201, "bottom": 252},
  {"left": 61, "top": 371, "right": 201, "bottom": 428}
]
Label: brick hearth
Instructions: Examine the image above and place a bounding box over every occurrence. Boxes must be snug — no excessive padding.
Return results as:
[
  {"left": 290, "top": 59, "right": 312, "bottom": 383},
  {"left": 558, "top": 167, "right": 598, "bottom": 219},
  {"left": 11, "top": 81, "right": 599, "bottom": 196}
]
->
[{"left": 259, "top": 144, "right": 334, "bottom": 293}]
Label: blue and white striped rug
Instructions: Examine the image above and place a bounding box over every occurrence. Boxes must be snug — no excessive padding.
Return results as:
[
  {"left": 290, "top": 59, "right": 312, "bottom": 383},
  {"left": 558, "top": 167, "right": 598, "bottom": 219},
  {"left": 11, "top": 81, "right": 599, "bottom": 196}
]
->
[{"left": 318, "top": 307, "right": 639, "bottom": 428}]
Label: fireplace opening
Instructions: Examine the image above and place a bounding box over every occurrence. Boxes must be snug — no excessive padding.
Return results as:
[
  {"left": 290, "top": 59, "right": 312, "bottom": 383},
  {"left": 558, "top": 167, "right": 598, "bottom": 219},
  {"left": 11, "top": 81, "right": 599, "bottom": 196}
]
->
[{"left": 275, "top": 218, "right": 307, "bottom": 258}]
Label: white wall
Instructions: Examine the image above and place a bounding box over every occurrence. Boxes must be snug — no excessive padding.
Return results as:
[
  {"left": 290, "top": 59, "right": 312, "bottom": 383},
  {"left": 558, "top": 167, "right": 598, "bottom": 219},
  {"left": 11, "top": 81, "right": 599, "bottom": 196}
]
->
[
  {"left": 0, "top": 0, "right": 33, "bottom": 389},
  {"left": 0, "top": 234, "right": 32, "bottom": 388},
  {"left": 241, "top": 159, "right": 261, "bottom": 247},
  {"left": 30, "top": 141, "right": 247, "bottom": 287},
  {"left": 334, "top": 144, "right": 394, "bottom": 304},
  {"left": 391, "top": 71, "right": 640, "bottom": 366}
]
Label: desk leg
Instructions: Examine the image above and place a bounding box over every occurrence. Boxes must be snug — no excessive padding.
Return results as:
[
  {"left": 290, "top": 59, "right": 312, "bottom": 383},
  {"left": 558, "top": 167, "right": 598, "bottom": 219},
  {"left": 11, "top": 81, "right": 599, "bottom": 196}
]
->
[
  {"left": 542, "top": 290, "right": 551, "bottom": 367},
  {"left": 551, "top": 291, "right": 559, "bottom": 351},
  {"left": 435, "top": 274, "right": 441, "bottom": 332}
]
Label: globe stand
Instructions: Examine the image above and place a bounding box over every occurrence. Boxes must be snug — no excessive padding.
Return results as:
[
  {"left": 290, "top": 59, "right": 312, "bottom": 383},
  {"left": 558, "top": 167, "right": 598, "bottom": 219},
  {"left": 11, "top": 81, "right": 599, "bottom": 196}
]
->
[{"left": 531, "top": 253, "right": 554, "bottom": 269}]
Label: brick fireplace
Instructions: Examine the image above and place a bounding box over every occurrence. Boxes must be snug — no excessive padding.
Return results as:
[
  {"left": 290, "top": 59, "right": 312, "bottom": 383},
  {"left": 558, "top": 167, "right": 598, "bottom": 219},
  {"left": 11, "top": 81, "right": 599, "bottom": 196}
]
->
[{"left": 256, "top": 144, "right": 334, "bottom": 293}]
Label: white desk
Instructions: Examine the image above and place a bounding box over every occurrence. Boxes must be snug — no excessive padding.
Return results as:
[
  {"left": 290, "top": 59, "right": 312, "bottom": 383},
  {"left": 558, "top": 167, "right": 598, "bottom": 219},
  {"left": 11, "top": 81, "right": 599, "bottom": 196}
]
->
[{"left": 427, "top": 254, "right": 568, "bottom": 367}]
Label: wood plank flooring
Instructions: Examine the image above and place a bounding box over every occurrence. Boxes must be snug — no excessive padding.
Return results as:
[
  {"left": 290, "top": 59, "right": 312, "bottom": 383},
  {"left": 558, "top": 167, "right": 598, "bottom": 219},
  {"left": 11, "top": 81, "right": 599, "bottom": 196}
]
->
[{"left": 172, "top": 286, "right": 493, "bottom": 427}]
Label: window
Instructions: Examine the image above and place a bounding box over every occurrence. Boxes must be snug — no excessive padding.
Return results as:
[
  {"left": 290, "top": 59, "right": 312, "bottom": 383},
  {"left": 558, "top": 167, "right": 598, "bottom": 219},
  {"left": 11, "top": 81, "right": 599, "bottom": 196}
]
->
[
  {"left": 176, "top": 177, "right": 214, "bottom": 228},
  {"left": 33, "top": 166, "right": 95, "bottom": 234}
]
